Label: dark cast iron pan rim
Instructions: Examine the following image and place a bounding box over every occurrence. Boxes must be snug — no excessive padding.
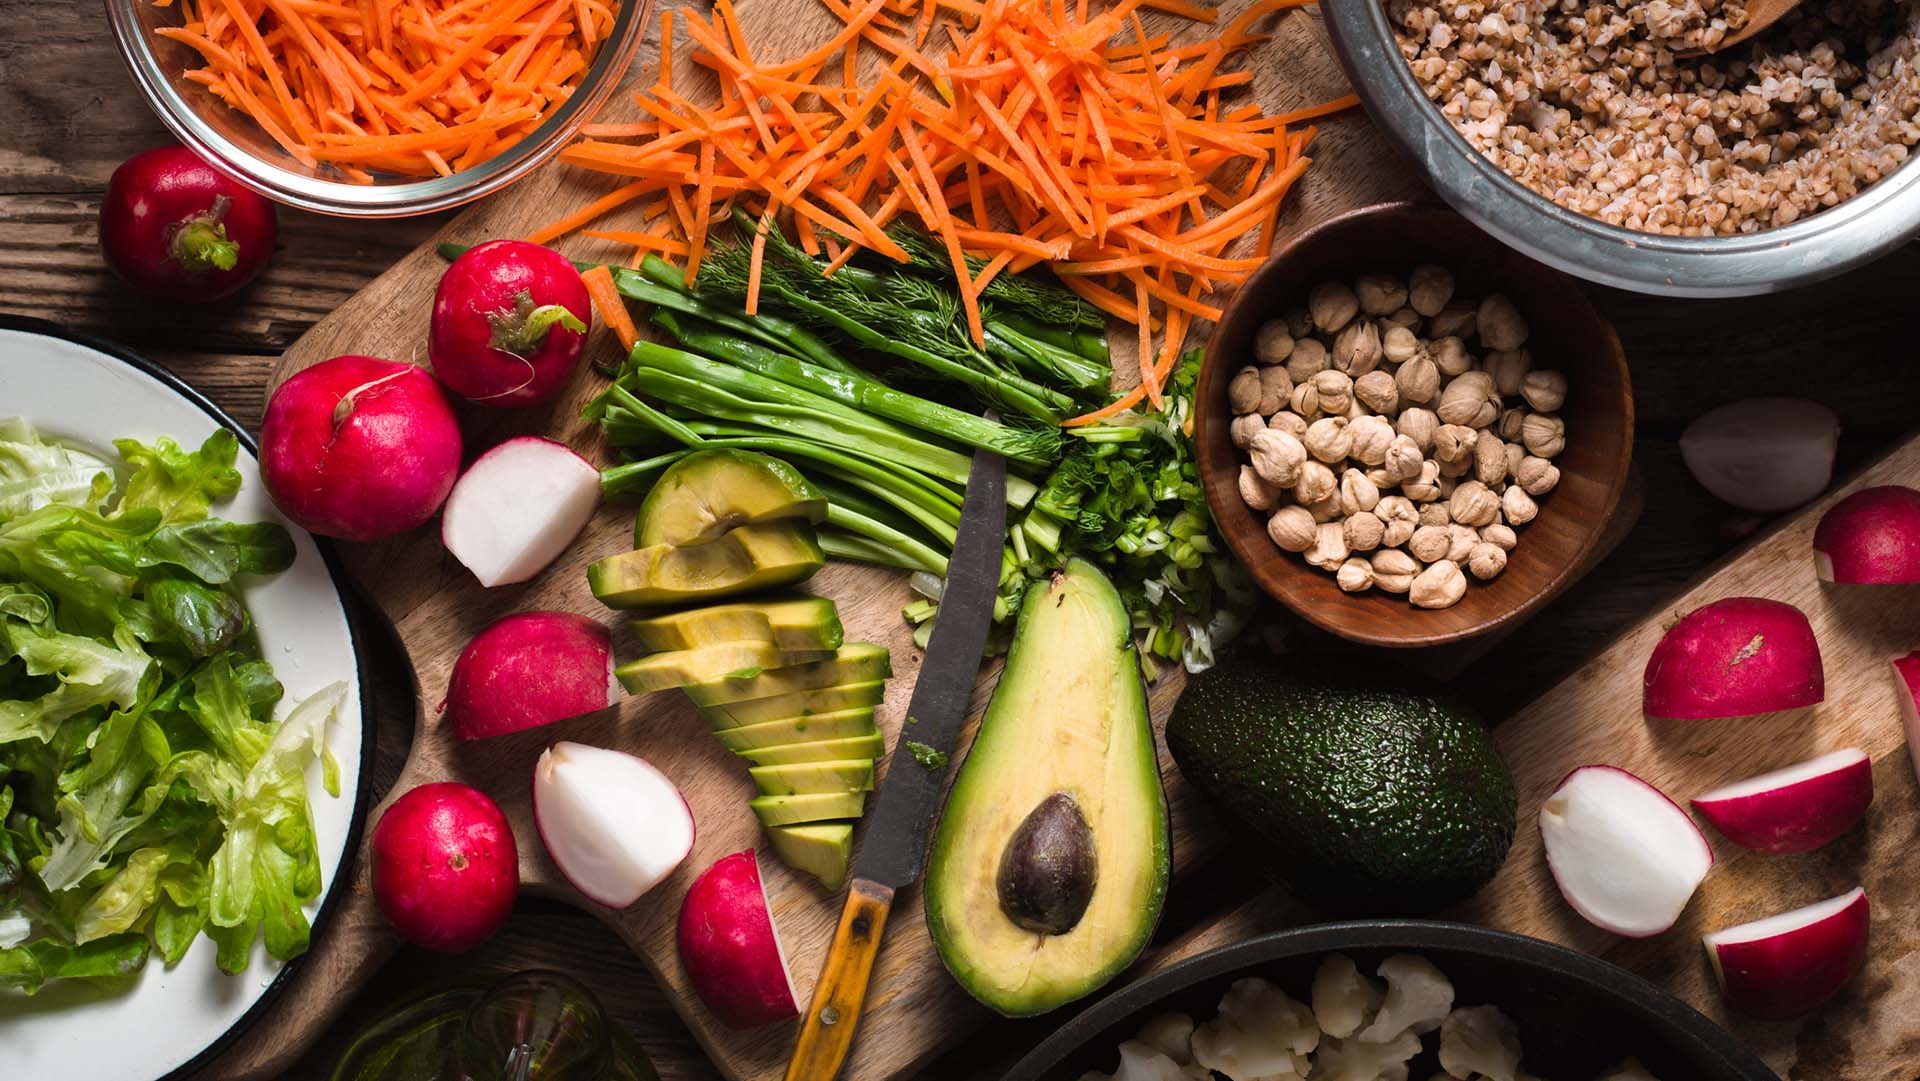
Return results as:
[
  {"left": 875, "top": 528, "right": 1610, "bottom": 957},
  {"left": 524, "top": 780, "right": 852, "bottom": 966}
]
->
[
  {"left": 999, "top": 920, "right": 1778, "bottom": 1081},
  {"left": 0, "top": 313, "right": 379, "bottom": 1081}
]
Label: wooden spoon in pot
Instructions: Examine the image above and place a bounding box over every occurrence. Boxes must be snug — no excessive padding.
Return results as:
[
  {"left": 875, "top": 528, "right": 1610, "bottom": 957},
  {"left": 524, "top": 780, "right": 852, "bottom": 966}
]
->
[{"left": 1687, "top": 0, "right": 1798, "bottom": 54}]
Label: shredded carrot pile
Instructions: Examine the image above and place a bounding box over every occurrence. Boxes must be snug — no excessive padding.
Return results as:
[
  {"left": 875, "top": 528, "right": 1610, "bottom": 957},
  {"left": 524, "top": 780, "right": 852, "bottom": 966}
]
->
[
  {"left": 154, "top": 0, "right": 613, "bottom": 179},
  {"left": 533, "top": 0, "right": 1358, "bottom": 422}
]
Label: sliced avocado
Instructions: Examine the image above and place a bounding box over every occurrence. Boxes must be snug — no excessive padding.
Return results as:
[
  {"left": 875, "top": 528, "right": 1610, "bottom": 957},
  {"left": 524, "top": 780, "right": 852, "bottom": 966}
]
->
[
  {"left": 734, "top": 732, "right": 886, "bottom": 767},
  {"left": 628, "top": 595, "right": 843, "bottom": 653},
  {"left": 587, "top": 521, "right": 823, "bottom": 609},
  {"left": 636, "top": 448, "right": 826, "bottom": 547},
  {"left": 765, "top": 823, "right": 854, "bottom": 891},
  {"left": 749, "top": 759, "right": 876, "bottom": 796},
  {"left": 682, "top": 643, "right": 891, "bottom": 706},
  {"left": 1166, "top": 664, "right": 1515, "bottom": 917},
  {"left": 614, "top": 642, "right": 807, "bottom": 695},
  {"left": 750, "top": 790, "right": 867, "bottom": 828},
  {"left": 700, "top": 680, "right": 888, "bottom": 728},
  {"left": 710, "top": 707, "right": 878, "bottom": 751},
  {"left": 924, "top": 559, "right": 1169, "bottom": 1019}
]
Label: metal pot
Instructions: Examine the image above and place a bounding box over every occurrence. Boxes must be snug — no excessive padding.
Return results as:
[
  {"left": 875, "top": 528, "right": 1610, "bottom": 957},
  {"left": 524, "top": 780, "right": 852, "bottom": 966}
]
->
[{"left": 1321, "top": 4, "right": 1920, "bottom": 297}]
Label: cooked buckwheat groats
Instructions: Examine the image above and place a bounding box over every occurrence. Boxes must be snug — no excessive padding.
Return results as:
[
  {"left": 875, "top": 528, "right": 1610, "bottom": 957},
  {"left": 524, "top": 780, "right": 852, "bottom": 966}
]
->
[{"left": 1387, "top": 0, "right": 1920, "bottom": 235}]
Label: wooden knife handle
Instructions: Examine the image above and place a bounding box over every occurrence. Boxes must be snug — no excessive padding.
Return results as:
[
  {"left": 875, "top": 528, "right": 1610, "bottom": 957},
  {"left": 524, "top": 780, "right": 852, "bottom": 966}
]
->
[{"left": 784, "top": 878, "right": 896, "bottom": 1081}]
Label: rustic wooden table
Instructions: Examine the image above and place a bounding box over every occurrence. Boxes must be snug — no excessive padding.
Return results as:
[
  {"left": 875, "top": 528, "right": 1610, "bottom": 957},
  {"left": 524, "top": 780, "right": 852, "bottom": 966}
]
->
[{"left": 4, "top": 8, "right": 1919, "bottom": 1080}]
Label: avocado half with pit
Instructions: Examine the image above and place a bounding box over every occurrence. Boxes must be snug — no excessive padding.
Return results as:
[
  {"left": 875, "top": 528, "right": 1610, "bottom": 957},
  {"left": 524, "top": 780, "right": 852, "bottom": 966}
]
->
[
  {"left": 636, "top": 448, "right": 826, "bottom": 547},
  {"left": 924, "top": 558, "right": 1169, "bottom": 1018},
  {"left": 587, "top": 521, "right": 824, "bottom": 609}
]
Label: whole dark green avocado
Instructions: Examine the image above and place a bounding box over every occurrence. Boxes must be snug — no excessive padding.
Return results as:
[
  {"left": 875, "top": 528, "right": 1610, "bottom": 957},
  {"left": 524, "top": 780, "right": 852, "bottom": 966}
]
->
[{"left": 1167, "top": 662, "right": 1516, "bottom": 916}]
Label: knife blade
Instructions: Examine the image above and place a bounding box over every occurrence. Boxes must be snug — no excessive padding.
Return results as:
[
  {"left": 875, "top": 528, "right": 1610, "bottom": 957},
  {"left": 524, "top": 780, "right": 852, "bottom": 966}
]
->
[{"left": 783, "top": 439, "right": 1007, "bottom": 1081}]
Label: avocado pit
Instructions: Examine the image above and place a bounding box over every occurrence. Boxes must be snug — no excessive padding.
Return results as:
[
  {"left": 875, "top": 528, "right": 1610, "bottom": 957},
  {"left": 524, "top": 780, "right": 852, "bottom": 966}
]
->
[{"left": 996, "top": 792, "right": 1097, "bottom": 936}]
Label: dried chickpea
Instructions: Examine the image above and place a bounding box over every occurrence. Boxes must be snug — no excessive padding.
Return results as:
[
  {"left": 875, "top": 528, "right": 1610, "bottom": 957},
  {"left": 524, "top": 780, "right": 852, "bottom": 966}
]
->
[
  {"left": 1521, "top": 413, "right": 1566, "bottom": 458},
  {"left": 1332, "top": 320, "right": 1383, "bottom": 376},
  {"left": 1256, "top": 367, "right": 1292, "bottom": 413},
  {"left": 1339, "top": 468, "right": 1381, "bottom": 516},
  {"left": 1230, "top": 413, "right": 1265, "bottom": 449},
  {"left": 1480, "top": 523, "right": 1518, "bottom": 551},
  {"left": 1504, "top": 443, "right": 1525, "bottom": 479},
  {"left": 1294, "top": 459, "right": 1337, "bottom": 505},
  {"left": 1404, "top": 459, "right": 1443, "bottom": 502},
  {"left": 1438, "top": 371, "right": 1499, "bottom": 429},
  {"left": 1428, "top": 304, "right": 1476, "bottom": 340},
  {"left": 1344, "top": 511, "right": 1386, "bottom": 553},
  {"left": 1289, "top": 381, "right": 1322, "bottom": 421},
  {"left": 1267, "top": 505, "right": 1317, "bottom": 552},
  {"left": 1473, "top": 431, "right": 1509, "bottom": 487},
  {"left": 1384, "top": 306, "right": 1422, "bottom": 328},
  {"left": 1430, "top": 336, "right": 1473, "bottom": 377},
  {"left": 1372, "top": 548, "right": 1419, "bottom": 593},
  {"left": 1408, "top": 525, "right": 1451, "bottom": 563},
  {"left": 1354, "top": 370, "right": 1400, "bottom": 414},
  {"left": 1449, "top": 480, "right": 1501, "bottom": 527},
  {"left": 1337, "top": 557, "right": 1376, "bottom": 593},
  {"left": 1303, "top": 417, "right": 1353, "bottom": 464},
  {"left": 1283, "top": 306, "right": 1312, "bottom": 340},
  {"left": 1306, "top": 492, "right": 1343, "bottom": 523},
  {"left": 1467, "top": 542, "right": 1508, "bottom": 581},
  {"left": 1228, "top": 366, "right": 1264, "bottom": 414},
  {"left": 1517, "top": 456, "right": 1560, "bottom": 496},
  {"left": 1477, "top": 294, "right": 1529, "bottom": 351},
  {"left": 1355, "top": 273, "right": 1409, "bottom": 316},
  {"left": 1496, "top": 407, "right": 1527, "bottom": 442},
  {"left": 1383, "top": 434, "right": 1424, "bottom": 484},
  {"left": 1305, "top": 521, "right": 1350, "bottom": 569},
  {"left": 1522, "top": 370, "right": 1568, "bottom": 413},
  {"left": 1418, "top": 502, "right": 1452, "bottom": 528},
  {"left": 1395, "top": 355, "right": 1440, "bottom": 405},
  {"left": 1446, "top": 523, "right": 1478, "bottom": 563},
  {"left": 1376, "top": 495, "right": 1418, "bottom": 547},
  {"left": 1347, "top": 415, "right": 1396, "bottom": 467},
  {"left": 1433, "top": 424, "right": 1477, "bottom": 466},
  {"left": 1382, "top": 324, "right": 1420, "bottom": 365},
  {"left": 1311, "top": 369, "right": 1354, "bottom": 415},
  {"left": 1483, "top": 349, "right": 1531, "bottom": 397},
  {"left": 1255, "top": 320, "right": 1295, "bottom": 365},
  {"left": 1502, "top": 485, "right": 1540, "bottom": 526},
  {"left": 1408, "top": 264, "right": 1454, "bottom": 316},
  {"left": 1410, "top": 559, "right": 1467, "bottom": 609},
  {"left": 1239, "top": 465, "right": 1280, "bottom": 510},
  {"left": 1267, "top": 411, "right": 1308, "bottom": 439},
  {"left": 1284, "top": 337, "right": 1329, "bottom": 384},
  {"left": 1395, "top": 407, "right": 1439, "bottom": 452},
  {"left": 1309, "top": 281, "right": 1360, "bottom": 334},
  {"left": 1249, "top": 429, "right": 1307, "bottom": 487}
]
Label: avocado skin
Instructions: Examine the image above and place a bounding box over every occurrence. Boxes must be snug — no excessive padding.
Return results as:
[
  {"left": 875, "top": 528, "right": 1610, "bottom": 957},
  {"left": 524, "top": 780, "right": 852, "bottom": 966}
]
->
[{"left": 1167, "top": 664, "right": 1516, "bottom": 916}]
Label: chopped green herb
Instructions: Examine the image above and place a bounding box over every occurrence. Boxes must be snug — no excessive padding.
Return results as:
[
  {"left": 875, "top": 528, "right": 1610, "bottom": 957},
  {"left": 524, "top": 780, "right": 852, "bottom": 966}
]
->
[{"left": 905, "top": 740, "right": 948, "bottom": 771}]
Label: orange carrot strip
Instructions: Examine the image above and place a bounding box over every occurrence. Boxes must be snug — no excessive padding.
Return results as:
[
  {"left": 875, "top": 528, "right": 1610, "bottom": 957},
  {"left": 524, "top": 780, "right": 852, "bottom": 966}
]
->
[{"left": 581, "top": 264, "right": 639, "bottom": 353}]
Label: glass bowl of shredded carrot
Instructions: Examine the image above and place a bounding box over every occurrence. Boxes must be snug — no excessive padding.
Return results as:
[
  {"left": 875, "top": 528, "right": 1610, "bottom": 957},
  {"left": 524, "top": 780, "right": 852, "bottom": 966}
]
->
[{"left": 106, "top": 0, "right": 654, "bottom": 215}]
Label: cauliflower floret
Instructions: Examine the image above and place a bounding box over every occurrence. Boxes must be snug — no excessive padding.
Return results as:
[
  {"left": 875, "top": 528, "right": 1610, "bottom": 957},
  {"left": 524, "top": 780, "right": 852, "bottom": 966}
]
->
[
  {"left": 1437, "top": 1005, "right": 1524, "bottom": 1081},
  {"left": 1311, "top": 955, "right": 1385, "bottom": 1038},
  {"left": 1191, "top": 977, "right": 1319, "bottom": 1080},
  {"left": 1136, "top": 1013, "right": 1197, "bottom": 1065},
  {"left": 1598, "top": 1058, "right": 1664, "bottom": 1081},
  {"left": 1307, "top": 1030, "right": 1422, "bottom": 1081},
  {"left": 1077, "top": 1039, "right": 1207, "bottom": 1081},
  {"left": 1355, "top": 954, "right": 1454, "bottom": 1042}
]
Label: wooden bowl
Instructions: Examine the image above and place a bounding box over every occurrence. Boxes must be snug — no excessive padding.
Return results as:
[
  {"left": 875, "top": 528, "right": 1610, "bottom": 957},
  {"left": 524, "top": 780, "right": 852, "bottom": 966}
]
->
[{"left": 1197, "top": 202, "right": 1634, "bottom": 648}]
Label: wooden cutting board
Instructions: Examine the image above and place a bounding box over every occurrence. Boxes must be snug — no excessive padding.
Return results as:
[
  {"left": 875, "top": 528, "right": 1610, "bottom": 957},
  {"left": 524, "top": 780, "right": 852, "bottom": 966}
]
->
[{"left": 193, "top": 4, "right": 1416, "bottom": 1080}]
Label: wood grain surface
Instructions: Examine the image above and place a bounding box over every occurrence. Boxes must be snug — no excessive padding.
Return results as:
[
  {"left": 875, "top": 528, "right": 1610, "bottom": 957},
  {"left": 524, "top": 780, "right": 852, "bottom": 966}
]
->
[{"left": 3, "top": 0, "right": 1920, "bottom": 1078}]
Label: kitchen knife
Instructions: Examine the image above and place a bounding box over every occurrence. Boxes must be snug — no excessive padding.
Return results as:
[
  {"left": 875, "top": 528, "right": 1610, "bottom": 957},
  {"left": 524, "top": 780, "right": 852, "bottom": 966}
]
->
[{"left": 782, "top": 440, "right": 1007, "bottom": 1081}]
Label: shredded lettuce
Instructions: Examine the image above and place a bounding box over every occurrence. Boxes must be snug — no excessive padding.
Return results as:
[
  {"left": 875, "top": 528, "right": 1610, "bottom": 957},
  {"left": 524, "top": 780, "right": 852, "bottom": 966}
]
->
[{"left": 0, "top": 421, "right": 337, "bottom": 993}]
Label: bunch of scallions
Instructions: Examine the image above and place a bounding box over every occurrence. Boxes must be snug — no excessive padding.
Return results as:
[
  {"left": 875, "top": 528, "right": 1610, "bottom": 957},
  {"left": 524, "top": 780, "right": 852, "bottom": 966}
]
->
[{"left": 447, "top": 227, "right": 1250, "bottom": 674}]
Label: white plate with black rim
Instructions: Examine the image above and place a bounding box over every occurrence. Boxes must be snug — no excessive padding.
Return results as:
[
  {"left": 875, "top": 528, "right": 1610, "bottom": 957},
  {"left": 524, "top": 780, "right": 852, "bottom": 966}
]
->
[{"left": 0, "top": 314, "right": 373, "bottom": 1081}]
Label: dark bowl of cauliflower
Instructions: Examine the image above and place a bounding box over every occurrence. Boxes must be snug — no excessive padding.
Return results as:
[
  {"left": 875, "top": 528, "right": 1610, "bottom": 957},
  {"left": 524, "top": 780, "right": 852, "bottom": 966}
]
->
[{"left": 1001, "top": 921, "right": 1776, "bottom": 1081}]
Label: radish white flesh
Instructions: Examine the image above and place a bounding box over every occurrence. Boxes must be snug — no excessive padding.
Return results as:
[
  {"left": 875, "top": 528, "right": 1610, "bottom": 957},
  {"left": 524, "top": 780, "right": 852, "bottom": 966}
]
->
[
  {"left": 1540, "top": 766, "right": 1714, "bottom": 938},
  {"left": 1813, "top": 485, "right": 1920, "bottom": 584},
  {"left": 442, "top": 436, "right": 599, "bottom": 587},
  {"left": 1679, "top": 398, "right": 1839, "bottom": 513},
  {"left": 1705, "top": 888, "right": 1869, "bottom": 1019},
  {"left": 1894, "top": 652, "right": 1920, "bottom": 790},
  {"left": 1691, "top": 749, "right": 1872, "bottom": 855},
  {"left": 533, "top": 742, "right": 694, "bottom": 908}
]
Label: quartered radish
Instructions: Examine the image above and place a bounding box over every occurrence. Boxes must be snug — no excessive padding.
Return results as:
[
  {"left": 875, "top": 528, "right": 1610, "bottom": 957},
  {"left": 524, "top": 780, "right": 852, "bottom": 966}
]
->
[
  {"left": 1691, "top": 749, "right": 1872, "bottom": 854},
  {"left": 1895, "top": 652, "right": 1920, "bottom": 787},
  {"left": 1679, "top": 398, "right": 1839, "bottom": 513},
  {"left": 445, "top": 611, "right": 617, "bottom": 740},
  {"left": 1813, "top": 485, "right": 1920, "bottom": 584},
  {"left": 1539, "top": 766, "right": 1713, "bottom": 938},
  {"left": 1705, "top": 888, "right": 1869, "bottom": 1019},
  {"left": 442, "top": 437, "right": 600, "bottom": 587},
  {"left": 533, "top": 742, "right": 694, "bottom": 908},
  {"left": 676, "top": 851, "right": 800, "bottom": 1029},
  {"left": 1643, "top": 597, "right": 1824, "bottom": 720}
]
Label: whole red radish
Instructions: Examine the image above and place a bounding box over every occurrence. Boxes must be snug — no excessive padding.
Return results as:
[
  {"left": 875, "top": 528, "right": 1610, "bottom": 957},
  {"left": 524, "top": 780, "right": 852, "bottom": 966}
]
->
[
  {"left": 677, "top": 851, "right": 800, "bottom": 1029},
  {"left": 1812, "top": 485, "right": 1920, "bottom": 584},
  {"left": 99, "top": 146, "right": 276, "bottom": 302},
  {"left": 430, "top": 240, "right": 591, "bottom": 407},
  {"left": 1643, "top": 597, "right": 1824, "bottom": 720},
  {"left": 259, "top": 355, "right": 463, "bottom": 541},
  {"left": 445, "top": 611, "right": 618, "bottom": 741},
  {"left": 371, "top": 782, "right": 518, "bottom": 952}
]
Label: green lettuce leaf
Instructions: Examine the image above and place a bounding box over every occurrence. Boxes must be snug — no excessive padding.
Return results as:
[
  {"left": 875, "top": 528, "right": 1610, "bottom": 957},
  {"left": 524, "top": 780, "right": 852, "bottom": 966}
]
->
[
  {"left": 0, "top": 419, "right": 114, "bottom": 523},
  {"left": 141, "top": 520, "right": 296, "bottom": 584},
  {"left": 113, "top": 431, "right": 241, "bottom": 527},
  {"left": 0, "top": 621, "right": 152, "bottom": 744},
  {"left": 0, "top": 933, "right": 150, "bottom": 993}
]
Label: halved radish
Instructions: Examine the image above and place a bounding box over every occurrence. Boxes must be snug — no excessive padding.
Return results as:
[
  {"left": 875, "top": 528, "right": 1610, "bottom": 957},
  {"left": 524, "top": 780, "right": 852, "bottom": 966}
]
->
[
  {"left": 446, "top": 611, "right": 618, "bottom": 740},
  {"left": 1813, "top": 485, "right": 1920, "bottom": 584},
  {"left": 1895, "top": 652, "right": 1920, "bottom": 787},
  {"left": 1705, "top": 888, "right": 1869, "bottom": 1019},
  {"left": 533, "top": 742, "right": 695, "bottom": 908},
  {"left": 1540, "top": 766, "right": 1714, "bottom": 938},
  {"left": 676, "top": 851, "right": 800, "bottom": 1029},
  {"left": 442, "top": 437, "right": 600, "bottom": 587},
  {"left": 1643, "top": 597, "right": 1824, "bottom": 720},
  {"left": 1679, "top": 398, "right": 1839, "bottom": 513},
  {"left": 1691, "top": 749, "right": 1872, "bottom": 854}
]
